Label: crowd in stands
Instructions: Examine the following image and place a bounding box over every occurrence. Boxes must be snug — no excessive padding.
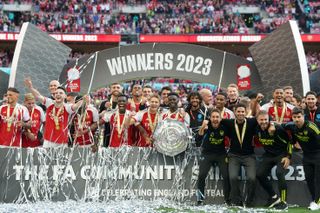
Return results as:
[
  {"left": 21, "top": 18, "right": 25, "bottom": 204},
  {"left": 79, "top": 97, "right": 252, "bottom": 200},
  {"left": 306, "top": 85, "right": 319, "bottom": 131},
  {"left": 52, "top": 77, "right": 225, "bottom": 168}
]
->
[{"left": 0, "top": 0, "right": 319, "bottom": 34}]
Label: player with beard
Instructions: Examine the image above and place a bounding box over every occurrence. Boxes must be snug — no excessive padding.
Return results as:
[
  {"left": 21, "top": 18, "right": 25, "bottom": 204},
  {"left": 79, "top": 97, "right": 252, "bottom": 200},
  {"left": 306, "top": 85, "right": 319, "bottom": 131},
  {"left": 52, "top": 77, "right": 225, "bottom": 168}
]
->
[
  {"left": 283, "top": 86, "right": 294, "bottom": 104},
  {"left": 221, "top": 103, "right": 258, "bottom": 207},
  {"left": 214, "top": 92, "right": 235, "bottom": 119},
  {"left": 304, "top": 91, "right": 320, "bottom": 128},
  {"left": 196, "top": 109, "right": 230, "bottom": 205},
  {"left": 255, "top": 110, "right": 291, "bottom": 210},
  {"left": 22, "top": 93, "right": 45, "bottom": 147},
  {"left": 101, "top": 94, "right": 134, "bottom": 147},
  {"left": 133, "top": 94, "right": 161, "bottom": 146},
  {"left": 186, "top": 92, "right": 209, "bottom": 146},
  {"left": 261, "top": 88, "right": 294, "bottom": 124},
  {"left": 284, "top": 108, "right": 320, "bottom": 210},
  {"left": 0, "top": 87, "right": 30, "bottom": 147},
  {"left": 99, "top": 83, "right": 122, "bottom": 147}
]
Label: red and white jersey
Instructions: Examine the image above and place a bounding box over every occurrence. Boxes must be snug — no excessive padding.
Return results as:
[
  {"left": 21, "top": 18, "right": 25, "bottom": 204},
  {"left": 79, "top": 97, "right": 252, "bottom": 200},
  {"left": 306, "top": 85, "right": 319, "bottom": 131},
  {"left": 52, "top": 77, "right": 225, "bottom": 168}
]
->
[
  {"left": 220, "top": 107, "right": 235, "bottom": 119},
  {"left": 0, "top": 103, "right": 30, "bottom": 147},
  {"left": 73, "top": 105, "right": 99, "bottom": 146},
  {"left": 134, "top": 109, "right": 160, "bottom": 147},
  {"left": 126, "top": 102, "right": 141, "bottom": 112},
  {"left": 103, "top": 110, "right": 133, "bottom": 147},
  {"left": 43, "top": 98, "right": 74, "bottom": 144},
  {"left": 261, "top": 102, "right": 294, "bottom": 123},
  {"left": 22, "top": 105, "right": 45, "bottom": 148},
  {"left": 161, "top": 109, "right": 190, "bottom": 127}
]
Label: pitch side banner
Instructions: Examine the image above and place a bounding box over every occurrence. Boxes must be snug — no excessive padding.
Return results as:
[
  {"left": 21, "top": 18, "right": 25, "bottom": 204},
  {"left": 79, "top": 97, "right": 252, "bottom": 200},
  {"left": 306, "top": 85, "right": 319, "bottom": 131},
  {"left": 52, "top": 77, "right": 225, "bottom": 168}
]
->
[
  {"left": 59, "top": 43, "right": 262, "bottom": 92},
  {"left": 0, "top": 147, "right": 311, "bottom": 206}
]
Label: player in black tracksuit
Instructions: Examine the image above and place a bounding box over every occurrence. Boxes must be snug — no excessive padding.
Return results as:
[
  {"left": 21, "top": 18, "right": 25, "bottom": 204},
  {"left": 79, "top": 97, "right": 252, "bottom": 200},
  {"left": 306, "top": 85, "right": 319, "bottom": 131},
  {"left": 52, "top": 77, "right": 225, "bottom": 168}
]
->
[
  {"left": 284, "top": 107, "right": 320, "bottom": 210},
  {"left": 255, "top": 110, "right": 292, "bottom": 210},
  {"left": 196, "top": 108, "right": 230, "bottom": 205}
]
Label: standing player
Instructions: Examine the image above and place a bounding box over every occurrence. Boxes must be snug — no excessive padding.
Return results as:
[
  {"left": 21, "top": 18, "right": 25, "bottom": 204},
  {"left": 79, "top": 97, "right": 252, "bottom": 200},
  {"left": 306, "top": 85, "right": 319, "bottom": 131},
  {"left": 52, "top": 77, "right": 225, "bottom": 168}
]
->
[
  {"left": 22, "top": 93, "right": 45, "bottom": 147},
  {"left": 73, "top": 96, "right": 99, "bottom": 146},
  {"left": 304, "top": 91, "right": 320, "bottom": 128},
  {"left": 261, "top": 88, "right": 294, "bottom": 124},
  {"left": 221, "top": 103, "right": 258, "bottom": 207},
  {"left": 0, "top": 88, "right": 30, "bottom": 147},
  {"left": 161, "top": 92, "right": 190, "bottom": 127},
  {"left": 133, "top": 94, "right": 161, "bottom": 146},
  {"left": 99, "top": 83, "right": 122, "bottom": 147},
  {"left": 284, "top": 108, "right": 320, "bottom": 211},
  {"left": 101, "top": 94, "right": 134, "bottom": 147},
  {"left": 185, "top": 92, "right": 209, "bottom": 146},
  {"left": 215, "top": 92, "right": 235, "bottom": 119},
  {"left": 25, "top": 78, "right": 84, "bottom": 148}
]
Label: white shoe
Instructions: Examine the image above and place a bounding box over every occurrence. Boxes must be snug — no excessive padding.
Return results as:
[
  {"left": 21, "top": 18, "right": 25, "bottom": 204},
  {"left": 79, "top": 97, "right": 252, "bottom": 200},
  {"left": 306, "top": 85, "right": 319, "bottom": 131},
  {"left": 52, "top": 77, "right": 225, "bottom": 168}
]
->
[{"left": 308, "top": 201, "right": 320, "bottom": 211}]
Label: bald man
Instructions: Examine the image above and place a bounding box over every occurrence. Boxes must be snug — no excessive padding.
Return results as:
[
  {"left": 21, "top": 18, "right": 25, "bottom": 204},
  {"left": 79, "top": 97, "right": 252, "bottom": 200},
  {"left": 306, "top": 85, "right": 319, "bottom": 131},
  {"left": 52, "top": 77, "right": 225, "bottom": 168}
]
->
[{"left": 199, "top": 88, "right": 213, "bottom": 109}]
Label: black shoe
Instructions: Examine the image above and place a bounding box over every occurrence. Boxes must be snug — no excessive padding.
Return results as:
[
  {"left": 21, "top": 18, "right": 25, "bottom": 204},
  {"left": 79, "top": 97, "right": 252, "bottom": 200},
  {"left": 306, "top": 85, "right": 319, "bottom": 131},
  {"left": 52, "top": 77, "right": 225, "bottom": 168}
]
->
[
  {"left": 268, "top": 196, "right": 281, "bottom": 208},
  {"left": 274, "top": 201, "right": 288, "bottom": 210}
]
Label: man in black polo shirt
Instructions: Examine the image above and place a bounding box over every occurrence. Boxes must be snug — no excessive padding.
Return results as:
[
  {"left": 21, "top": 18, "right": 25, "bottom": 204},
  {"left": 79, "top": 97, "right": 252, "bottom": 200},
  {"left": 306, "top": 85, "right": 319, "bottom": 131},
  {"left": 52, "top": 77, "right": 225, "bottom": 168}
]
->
[
  {"left": 221, "top": 103, "right": 258, "bottom": 207},
  {"left": 196, "top": 108, "right": 230, "bottom": 205},
  {"left": 284, "top": 107, "right": 320, "bottom": 211},
  {"left": 255, "top": 110, "right": 292, "bottom": 210}
]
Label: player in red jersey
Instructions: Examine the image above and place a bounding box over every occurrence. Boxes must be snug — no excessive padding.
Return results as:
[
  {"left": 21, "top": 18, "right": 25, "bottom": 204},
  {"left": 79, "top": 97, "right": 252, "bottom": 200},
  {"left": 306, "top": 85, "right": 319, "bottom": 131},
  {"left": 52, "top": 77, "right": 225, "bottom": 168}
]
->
[
  {"left": 101, "top": 94, "right": 134, "bottom": 147},
  {"left": 73, "top": 96, "right": 99, "bottom": 146},
  {"left": 22, "top": 93, "right": 45, "bottom": 147},
  {"left": 215, "top": 92, "right": 235, "bottom": 119},
  {"left": 133, "top": 94, "right": 161, "bottom": 147},
  {"left": 261, "top": 88, "right": 294, "bottom": 124},
  {"left": 25, "top": 78, "right": 84, "bottom": 148},
  {"left": 0, "top": 88, "right": 30, "bottom": 147},
  {"left": 161, "top": 92, "right": 190, "bottom": 126}
]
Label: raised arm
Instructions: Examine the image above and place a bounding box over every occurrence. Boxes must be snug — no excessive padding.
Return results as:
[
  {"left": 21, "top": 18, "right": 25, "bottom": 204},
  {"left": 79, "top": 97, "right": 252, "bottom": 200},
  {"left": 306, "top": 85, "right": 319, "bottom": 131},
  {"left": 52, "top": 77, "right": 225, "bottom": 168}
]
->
[{"left": 24, "top": 77, "right": 46, "bottom": 104}]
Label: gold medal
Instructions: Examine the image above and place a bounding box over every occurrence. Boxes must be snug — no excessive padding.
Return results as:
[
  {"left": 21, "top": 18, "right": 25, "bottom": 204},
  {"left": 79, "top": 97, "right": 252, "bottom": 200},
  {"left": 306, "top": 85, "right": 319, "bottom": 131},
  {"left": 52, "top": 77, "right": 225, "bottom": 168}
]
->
[
  {"left": 52, "top": 105, "right": 63, "bottom": 131},
  {"left": 7, "top": 126, "right": 11, "bottom": 132},
  {"left": 235, "top": 119, "right": 247, "bottom": 148}
]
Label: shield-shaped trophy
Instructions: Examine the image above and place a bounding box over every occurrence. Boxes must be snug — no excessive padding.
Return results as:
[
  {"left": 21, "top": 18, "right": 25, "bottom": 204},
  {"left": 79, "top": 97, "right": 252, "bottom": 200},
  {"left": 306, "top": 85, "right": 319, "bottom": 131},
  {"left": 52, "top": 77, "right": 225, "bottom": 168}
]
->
[{"left": 153, "top": 119, "right": 191, "bottom": 157}]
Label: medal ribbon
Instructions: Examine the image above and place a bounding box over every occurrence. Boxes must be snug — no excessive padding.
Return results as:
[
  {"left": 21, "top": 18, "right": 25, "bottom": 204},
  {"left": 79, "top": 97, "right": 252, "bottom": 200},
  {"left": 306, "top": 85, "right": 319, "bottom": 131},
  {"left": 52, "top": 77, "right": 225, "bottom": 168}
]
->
[
  {"left": 116, "top": 111, "right": 127, "bottom": 138},
  {"left": 235, "top": 119, "right": 247, "bottom": 147},
  {"left": 6, "top": 105, "right": 18, "bottom": 131},
  {"left": 147, "top": 109, "right": 158, "bottom": 132},
  {"left": 274, "top": 102, "right": 286, "bottom": 123},
  {"left": 52, "top": 105, "right": 63, "bottom": 130}
]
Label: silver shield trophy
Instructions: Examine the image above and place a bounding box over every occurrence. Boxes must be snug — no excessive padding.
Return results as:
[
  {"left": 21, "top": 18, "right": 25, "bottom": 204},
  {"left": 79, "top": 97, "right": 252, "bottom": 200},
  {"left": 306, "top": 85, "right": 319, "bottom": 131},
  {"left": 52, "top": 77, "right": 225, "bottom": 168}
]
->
[{"left": 153, "top": 119, "right": 191, "bottom": 157}]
